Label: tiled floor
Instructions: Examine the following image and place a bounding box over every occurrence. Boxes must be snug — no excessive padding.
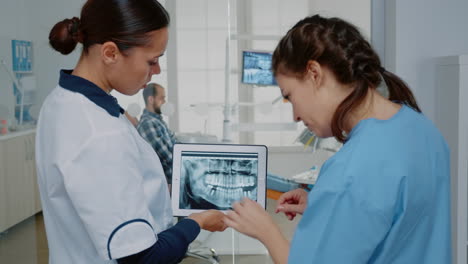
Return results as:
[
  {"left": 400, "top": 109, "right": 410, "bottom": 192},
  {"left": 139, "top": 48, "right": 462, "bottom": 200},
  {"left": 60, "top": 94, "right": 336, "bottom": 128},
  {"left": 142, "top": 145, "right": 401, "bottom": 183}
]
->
[{"left": 0, "top": 198, "right": 300, "bottom": 264}]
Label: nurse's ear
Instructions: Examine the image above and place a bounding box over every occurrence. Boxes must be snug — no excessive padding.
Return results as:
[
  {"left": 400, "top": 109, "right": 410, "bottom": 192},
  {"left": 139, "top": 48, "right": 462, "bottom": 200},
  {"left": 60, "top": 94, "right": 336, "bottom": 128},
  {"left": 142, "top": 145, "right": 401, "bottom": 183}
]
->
[
  {"left": 101, "top": 41, "right": 120, "bottom": 65},
  {"left": 305, "top": 60, "right": 323, "bottom": 88}
]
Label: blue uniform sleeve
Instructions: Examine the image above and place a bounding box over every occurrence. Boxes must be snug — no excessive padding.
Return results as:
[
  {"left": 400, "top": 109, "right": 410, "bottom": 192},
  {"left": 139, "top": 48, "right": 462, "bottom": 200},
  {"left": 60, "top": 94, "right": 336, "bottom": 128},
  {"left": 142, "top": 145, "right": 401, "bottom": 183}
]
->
[
  {"left": 288, "top": 185, "right": 392, "bottom": 263},
  {"left": 117, "top": 218, "right": 200, "bottom": 264}
]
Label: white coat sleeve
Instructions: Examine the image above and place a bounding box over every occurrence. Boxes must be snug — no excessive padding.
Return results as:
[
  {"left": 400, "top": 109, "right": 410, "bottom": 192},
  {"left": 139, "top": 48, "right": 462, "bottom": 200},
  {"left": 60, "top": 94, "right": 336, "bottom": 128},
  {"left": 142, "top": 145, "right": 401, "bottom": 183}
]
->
[{"left": 59, "top": 131, "right": 157, "bottom": 260}]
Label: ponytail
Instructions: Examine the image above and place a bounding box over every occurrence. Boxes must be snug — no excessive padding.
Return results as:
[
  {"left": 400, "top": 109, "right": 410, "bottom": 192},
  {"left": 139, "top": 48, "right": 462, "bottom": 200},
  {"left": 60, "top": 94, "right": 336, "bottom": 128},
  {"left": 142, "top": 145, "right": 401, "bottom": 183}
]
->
[{"left": 381, "top": 69, "right": 421, "bottom": 112}]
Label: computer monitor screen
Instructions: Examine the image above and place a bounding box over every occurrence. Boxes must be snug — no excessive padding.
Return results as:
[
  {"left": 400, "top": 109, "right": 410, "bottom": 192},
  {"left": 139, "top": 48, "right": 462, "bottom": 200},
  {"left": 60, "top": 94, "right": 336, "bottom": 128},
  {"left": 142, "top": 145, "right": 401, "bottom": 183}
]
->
[{"left": 241, "top": 50, "right": 277, "bottom": 86}]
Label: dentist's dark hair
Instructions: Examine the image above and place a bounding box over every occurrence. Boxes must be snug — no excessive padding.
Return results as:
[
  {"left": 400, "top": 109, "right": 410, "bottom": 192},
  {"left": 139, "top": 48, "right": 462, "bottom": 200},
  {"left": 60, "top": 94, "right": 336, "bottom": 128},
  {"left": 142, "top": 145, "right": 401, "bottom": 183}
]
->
[
  {"left": 49, "top": 0, "right": 170, "bottom": 55},
  {"left": 272, "top": 15, "right": 420, "bottom": 142}
]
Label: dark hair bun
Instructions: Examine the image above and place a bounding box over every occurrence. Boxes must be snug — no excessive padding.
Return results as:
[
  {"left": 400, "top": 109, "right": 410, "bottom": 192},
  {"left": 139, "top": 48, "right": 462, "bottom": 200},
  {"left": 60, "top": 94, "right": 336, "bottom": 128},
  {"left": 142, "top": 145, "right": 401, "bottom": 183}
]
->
[{"left": 49, "top": 17, "right": 81, "bottom": 55}]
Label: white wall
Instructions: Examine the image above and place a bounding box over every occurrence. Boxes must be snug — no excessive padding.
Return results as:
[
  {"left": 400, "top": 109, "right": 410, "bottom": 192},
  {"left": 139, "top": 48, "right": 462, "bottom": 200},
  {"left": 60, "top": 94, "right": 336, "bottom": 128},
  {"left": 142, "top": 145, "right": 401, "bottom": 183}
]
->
[
  {"left": 171, "top": 0, "right": 231, "bottom": 140},
  {"left": 309, "top": 0, "right": 371, "bottom": 39},
  {"left": 0, "top": 0, "right": 83, "bottom": 117},
  {"left": 385, "top": 0, "right": 468, "bottom": 121}
]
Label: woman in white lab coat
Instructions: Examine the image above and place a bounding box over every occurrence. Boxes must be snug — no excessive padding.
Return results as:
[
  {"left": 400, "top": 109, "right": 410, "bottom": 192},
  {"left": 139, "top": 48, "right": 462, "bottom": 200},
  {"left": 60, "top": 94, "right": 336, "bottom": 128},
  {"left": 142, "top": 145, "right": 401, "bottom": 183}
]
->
[{"left": 35, "top": 1, "right": 226, "bottom": 263}]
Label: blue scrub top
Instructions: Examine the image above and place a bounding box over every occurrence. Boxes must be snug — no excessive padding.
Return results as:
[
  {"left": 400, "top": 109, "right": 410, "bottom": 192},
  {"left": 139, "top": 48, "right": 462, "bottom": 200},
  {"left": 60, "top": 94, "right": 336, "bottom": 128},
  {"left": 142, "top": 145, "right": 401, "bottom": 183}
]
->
[{"left": 289, "top": 105, "right": 451, "bottom": 263}]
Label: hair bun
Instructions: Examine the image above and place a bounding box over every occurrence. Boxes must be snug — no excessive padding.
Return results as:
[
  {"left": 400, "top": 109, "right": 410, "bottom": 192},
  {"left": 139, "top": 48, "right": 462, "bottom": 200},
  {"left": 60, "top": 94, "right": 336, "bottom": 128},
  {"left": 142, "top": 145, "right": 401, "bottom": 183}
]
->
[
  {"left": 68, "top": 17, "right": 81, "bottom": 35},
  {"left": 49, "top": 17, "right": 82, "bottom": 55}
]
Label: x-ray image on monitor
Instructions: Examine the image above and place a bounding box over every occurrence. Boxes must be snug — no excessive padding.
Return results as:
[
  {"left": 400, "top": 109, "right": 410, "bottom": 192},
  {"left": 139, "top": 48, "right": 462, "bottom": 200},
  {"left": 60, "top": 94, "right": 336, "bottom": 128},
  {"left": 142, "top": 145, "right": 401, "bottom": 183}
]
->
[
  {"left": 178, "top": 151, "right": 258, "bottom": 210},
  {"left": 241, "top": 51, "right": 277, "bottom": 86}
]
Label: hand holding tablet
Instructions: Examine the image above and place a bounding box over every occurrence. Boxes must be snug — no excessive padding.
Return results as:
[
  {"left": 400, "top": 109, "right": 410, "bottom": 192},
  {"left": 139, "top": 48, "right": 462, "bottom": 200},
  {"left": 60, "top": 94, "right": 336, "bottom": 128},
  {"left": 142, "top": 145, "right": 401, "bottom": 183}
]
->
[{"left": 188, "top": 210, "right": 228, "bottom": 232}]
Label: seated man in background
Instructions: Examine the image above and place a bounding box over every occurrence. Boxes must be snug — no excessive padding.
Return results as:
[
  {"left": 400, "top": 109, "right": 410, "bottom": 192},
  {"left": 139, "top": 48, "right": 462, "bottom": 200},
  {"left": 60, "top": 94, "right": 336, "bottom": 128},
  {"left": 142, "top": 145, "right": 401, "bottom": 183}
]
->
[{"left": 137, "top": 83, "right": 177, "bottom": 187}]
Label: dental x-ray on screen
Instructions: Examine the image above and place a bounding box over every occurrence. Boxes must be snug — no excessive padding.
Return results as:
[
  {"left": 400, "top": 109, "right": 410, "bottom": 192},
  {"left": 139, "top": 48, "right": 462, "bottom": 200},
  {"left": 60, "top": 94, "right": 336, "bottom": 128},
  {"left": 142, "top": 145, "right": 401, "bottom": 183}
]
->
[
  {"left": 171, "top": 144, "right": 267, "bottom": 216},
  {"left": 241, "top": 50, "right": 277, "bottom": 86}
]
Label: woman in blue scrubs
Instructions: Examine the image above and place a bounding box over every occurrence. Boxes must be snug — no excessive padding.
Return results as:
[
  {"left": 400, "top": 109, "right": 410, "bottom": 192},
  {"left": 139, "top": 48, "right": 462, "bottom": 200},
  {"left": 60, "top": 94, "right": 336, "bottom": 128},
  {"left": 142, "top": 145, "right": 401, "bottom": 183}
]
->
[
  {"left": 224, "top": 15, "right": 451, "bottom": 263},
  {"left": 36, "top": 1, "right": 226, "bottom": 263}
]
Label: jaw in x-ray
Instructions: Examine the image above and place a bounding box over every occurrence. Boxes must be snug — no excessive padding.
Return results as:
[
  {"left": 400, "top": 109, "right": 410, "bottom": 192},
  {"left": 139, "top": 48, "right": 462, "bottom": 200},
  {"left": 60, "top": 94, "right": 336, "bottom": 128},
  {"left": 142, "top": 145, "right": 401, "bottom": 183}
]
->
[{"left": 179, "top": 158, "right": 258, "bottom": 210}]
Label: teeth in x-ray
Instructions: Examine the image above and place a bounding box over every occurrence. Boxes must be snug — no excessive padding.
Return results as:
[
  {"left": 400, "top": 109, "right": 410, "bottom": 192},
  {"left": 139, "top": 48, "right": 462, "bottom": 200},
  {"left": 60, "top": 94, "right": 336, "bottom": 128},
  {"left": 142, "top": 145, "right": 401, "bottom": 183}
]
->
[
  {"left": 207, "top": 159, "right": 256, "bottom": 175},
  {"left": 204, "top": 174, "right": 256, "bottom": 188},
  {"left": 231, "top": 160, "right": 256, "bottom": 175},
  {"left": 201, "top": 183, "right": 257, "bottom": 208},
  {"left": 185, "top": 158, "right": 258, "bottom": 208}
]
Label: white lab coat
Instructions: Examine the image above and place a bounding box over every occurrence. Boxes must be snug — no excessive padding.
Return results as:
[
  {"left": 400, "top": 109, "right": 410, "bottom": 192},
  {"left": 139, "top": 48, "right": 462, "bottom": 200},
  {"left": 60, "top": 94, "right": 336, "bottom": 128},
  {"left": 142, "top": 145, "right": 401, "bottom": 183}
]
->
[{"left": 36, "top": 85, "right": 173, "bottom": 263}]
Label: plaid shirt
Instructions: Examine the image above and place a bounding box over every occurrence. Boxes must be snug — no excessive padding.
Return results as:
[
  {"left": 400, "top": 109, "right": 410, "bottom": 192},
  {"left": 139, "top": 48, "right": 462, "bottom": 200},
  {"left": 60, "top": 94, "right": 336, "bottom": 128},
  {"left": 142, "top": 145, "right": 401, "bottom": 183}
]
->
[{"left": 137, "top": 109, "right": 177, "bottom": 183}]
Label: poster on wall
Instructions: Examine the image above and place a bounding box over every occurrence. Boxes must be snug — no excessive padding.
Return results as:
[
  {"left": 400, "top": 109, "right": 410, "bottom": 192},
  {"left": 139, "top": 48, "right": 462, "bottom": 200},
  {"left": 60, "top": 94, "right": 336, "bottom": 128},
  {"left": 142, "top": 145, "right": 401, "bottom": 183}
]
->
[{"left": 11, "top": 40, "right": 33, "bottom": 73}]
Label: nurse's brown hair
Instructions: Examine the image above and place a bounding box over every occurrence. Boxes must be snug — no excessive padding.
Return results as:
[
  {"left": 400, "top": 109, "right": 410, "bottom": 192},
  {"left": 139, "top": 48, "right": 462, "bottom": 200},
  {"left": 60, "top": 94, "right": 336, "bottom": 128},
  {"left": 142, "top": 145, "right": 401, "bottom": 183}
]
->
[
  {"left": 49, "top": 0, "right": 169, "bottom": 55},
  {"left": 272, "top": 15, "right": 420, "bottom": 142}
]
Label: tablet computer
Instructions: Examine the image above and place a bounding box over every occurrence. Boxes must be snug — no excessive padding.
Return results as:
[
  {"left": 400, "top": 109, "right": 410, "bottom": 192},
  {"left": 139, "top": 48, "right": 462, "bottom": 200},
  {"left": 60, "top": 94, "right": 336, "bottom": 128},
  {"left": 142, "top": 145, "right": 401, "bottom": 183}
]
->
[{"left": 171, "top": 143, "right": 267, "bottom": 216}]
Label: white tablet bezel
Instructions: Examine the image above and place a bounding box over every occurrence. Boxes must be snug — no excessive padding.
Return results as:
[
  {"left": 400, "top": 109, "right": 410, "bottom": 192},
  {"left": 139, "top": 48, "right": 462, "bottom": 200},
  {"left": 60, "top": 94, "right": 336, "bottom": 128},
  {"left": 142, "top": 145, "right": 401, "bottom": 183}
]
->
[{"left": 171, "top": 143, "right": 267, "bottom": 217}]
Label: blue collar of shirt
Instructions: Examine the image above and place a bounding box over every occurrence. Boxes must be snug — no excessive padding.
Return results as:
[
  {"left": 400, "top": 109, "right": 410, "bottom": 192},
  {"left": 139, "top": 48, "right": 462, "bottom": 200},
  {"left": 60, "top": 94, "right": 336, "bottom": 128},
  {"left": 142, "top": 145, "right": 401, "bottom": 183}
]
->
[
  {"left": 59, "top": 69, "right": 124, "bottom": 117},
  {"left": 142, "top": 109, "right": 163, "bottom": 120}
]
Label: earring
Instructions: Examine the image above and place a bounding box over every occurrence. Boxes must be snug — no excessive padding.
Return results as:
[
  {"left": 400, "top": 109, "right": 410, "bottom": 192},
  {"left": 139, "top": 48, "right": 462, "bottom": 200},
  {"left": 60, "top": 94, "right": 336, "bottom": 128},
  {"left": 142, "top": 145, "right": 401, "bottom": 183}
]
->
[{"left": 342, "top": 130, "right": 348, "bottom": 138}]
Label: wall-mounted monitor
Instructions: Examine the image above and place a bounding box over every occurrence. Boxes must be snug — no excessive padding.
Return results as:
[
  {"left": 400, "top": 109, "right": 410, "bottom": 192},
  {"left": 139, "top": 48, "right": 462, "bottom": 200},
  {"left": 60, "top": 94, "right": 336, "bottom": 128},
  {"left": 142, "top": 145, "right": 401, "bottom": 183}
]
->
[{"left": 241, "top": 50, "right": 277, "bottom": 86}]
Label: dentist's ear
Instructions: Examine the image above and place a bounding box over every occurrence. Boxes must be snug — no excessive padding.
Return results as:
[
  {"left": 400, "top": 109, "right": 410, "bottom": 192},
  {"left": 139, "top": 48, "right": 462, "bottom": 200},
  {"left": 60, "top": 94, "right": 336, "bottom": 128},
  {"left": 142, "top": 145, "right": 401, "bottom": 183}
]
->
[{"left": 101, "top": 41, "right": 120, "bottom": 65}]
